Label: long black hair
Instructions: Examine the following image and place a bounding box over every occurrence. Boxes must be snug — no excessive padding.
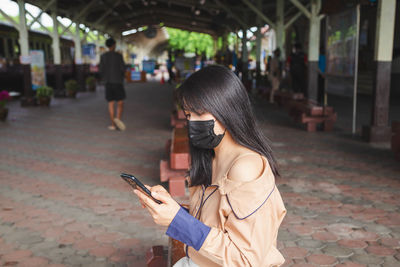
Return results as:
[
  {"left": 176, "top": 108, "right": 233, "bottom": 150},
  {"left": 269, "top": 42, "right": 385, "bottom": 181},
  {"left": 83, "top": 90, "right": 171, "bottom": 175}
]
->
[{"left": 176, "top": 65, "right": 279, "bottom": 187}]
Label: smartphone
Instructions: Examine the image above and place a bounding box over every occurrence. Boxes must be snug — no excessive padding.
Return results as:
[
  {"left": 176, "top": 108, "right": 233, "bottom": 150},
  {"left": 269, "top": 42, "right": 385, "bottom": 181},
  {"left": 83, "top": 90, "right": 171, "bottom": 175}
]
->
[{"left": 120, "top": 173, "right": 162, "bottom": 204}]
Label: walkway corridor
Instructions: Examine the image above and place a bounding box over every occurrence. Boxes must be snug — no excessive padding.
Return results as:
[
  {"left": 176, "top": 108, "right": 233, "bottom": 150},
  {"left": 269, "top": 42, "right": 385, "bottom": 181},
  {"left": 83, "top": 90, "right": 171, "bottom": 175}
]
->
[{"left": 0, "top": 82, "right": 399, "bottom": 266}]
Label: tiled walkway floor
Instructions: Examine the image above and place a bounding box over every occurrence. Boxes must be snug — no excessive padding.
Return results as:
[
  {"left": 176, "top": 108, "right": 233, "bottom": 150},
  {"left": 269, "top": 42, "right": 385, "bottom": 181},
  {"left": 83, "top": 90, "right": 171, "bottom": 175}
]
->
[{"left": 0, "top": 82, "right": 399, "bottom": 267}]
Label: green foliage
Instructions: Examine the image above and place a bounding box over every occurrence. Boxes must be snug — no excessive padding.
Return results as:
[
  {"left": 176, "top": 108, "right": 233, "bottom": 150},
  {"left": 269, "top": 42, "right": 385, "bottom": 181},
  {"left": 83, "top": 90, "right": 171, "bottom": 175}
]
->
[
  {"left": 165, "top": 27, "right": 215, "bottom": 58},
  {"left": 85, "top": 76, "right": 96, "bottom": 86},
  {"left": 65, "top": 79, "right": 78, "bottom": 93},
  {"left": 36, "top": 86, "right": 53, "bottom": 98},
  {"left": 227, "top": 33, "right": 238, "bottom": 48}
]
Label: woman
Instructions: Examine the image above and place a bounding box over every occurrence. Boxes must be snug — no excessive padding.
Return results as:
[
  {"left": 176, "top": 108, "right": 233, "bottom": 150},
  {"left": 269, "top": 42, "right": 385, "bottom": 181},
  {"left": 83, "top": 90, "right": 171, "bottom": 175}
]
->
[{"left": 135, "top": 65, "right": 286, "bottom": 267}]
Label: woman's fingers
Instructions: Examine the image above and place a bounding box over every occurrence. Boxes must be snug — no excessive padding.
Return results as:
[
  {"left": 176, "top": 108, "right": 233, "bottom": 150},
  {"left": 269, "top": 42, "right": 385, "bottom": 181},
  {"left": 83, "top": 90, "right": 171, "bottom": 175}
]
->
[
  {"left": 151, "top": 191, "right": 172, "bottom": 204},
  {"left": 151, "top": 185, "right": 168, "bottom": 193},
  {"left": 134, "top": 189, "right": 158, "bottom": 212},
  {"left": 132, "top": 189, "right": 146, "bottom": 208}
]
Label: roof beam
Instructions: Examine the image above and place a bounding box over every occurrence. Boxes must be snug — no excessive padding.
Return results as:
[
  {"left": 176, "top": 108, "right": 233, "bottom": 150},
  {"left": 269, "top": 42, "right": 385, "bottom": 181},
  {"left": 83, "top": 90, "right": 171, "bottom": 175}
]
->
[
  {"left": 240, "top": 0, "right": 276, "bottom": 28},
  {"left": 27, "top": 0, "right": 55, "bottom": 28},
  {"left": 58, "top": 19, "right": 75, "bottom": 36},
  {"left": 122, "top": 19, "right": 216, "bottom": 36},
  {"left": 215, "top": 0, "right": 247, "bottom": 29},
  {"left": 107, "top": 10, "right": 214, "bottom": 28},
  {"left": 25, "top": 8, "right": 51, "bottom": 33},
  {"left": 157, "top": 0, "right": 220, "bottom": 11},
  {"left": 92, "top": 0, "right": 122, "bottom": 27},
  {"left": 58, "top": 0, "right": 97, "bottom": 36},
  {"left": 0, "top": 7, "right": 20, "bottom": 29},
  {"left": 290, "top": 0, "right": 311, "bottom": 19},
  {"left": 285, "top": 9, "right": 303, "bottom": 29},
  {"left": 284, "top": 3, "right": 310, "bottom": 29}
]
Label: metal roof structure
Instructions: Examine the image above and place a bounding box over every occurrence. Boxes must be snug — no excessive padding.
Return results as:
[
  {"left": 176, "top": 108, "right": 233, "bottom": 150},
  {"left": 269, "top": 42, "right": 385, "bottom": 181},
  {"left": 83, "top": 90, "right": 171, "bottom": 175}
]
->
[{"left": 24, "top": 0, "right": 310, "bottom": 37}]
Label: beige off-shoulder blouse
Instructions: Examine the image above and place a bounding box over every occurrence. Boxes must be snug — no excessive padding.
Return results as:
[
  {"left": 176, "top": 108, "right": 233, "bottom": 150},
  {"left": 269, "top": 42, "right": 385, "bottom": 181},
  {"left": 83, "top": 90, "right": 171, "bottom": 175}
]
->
[{"left": 187, "top": 154, "right": 286, "bottom": 267}]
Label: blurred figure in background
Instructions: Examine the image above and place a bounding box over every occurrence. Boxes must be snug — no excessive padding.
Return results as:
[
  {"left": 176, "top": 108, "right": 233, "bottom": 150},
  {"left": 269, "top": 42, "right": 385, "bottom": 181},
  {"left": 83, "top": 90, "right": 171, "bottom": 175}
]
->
[
  {"left": 167, "top": 50, "right": 175, "bottom": 84},
  {"left": 99, "top": 38, "right": 126, "bottom": 131},
  {"left": 288, "top": 43, "right": 307, "bottom": 95},
  {"left": 269, "top": 48, "right": 282, "bottom": 103}
]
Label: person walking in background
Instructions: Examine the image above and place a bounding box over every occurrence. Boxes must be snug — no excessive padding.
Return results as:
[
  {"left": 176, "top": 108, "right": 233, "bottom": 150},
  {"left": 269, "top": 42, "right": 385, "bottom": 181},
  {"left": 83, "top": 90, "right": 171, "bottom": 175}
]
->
[
  {"left": 99, "top": 38, "right": 126, "bottom": 131},
  {"left": 167, "top": 50, "right": 175, "bottom": 84},
  {"left": 288, "top": 43, "right": 307, "bottom": 95},
  {"left": 318, "top": 46, "right": 326, "bottom": 105},
  {"left": 269, "top": 48, "right": 282, "bottom": 103}
]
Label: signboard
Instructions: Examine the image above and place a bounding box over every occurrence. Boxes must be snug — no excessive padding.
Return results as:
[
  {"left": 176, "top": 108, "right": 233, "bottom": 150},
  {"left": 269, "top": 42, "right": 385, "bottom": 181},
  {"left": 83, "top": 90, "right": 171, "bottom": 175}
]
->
[
  {"left": 131, "top": 70, "right": 141, "bottom": 81},
  {"left": 175, "top": 57, "right": 196, "bottom": 72},
  {"left": 82, "top": 44, "right": 96, "bottom": 58},
  {"left": 30, "top": 50, "right": 46, "bottom": 90},
  {"left": 325, "top": 7, "right": 358, "bottom": 96},
  {"left": 142, "top": 60, "right": 156, "bottom": 74},
  {"left": 325, "top": 6, "right": 360, "bottom": 134}
]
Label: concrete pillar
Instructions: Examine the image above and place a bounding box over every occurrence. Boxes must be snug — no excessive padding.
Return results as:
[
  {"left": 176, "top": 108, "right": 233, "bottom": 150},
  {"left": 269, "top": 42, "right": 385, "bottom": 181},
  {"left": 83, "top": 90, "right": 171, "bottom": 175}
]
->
[
  {"left": 51, "top": 11, "right": 61, "bottom": 64},
  {"left": 255, "top": 0, "right": 262, "bottom": 80},
  {"left": 256, "top": 28, "right": 262, "bottom": 78},
  {"left": 50, "top": 9, "right": 63, "bottom": 95},
  {"left": 363, "top": 0, "right": 396, "bottom": 142},
  {"left": 276, "top": 0, "right": 285, "bottom": 60},
  {"left": 17, "top": 0, "right": 33, "bottom": 103},
  {"left": 75, "top": 24, "right": 82, "bottom": 63},
  {"left": 17, "top": 0, "right": 29, "bottom": 58},
  {"left": 307, "top": 0, "right": 321, "bottom": 102},
  {"left": 241, "top": 29, "right": 249, "bottom": 89},
  {"left": 95, "top": 33, "right": 101, "bottom": 65},
  {"left": 74, "top": 24, "right": 85, "bottom": 91}
]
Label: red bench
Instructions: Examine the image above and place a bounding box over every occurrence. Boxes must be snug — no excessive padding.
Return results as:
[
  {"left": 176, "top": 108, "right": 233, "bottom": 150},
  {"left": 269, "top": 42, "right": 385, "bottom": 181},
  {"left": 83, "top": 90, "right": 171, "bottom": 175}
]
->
[
  {"left": 160, "top": 127, "right": 190, "bottom": 197},
  {"left": 392, "top": 121, "right": 400, "bottom": 161},
  {"left": 146, "top": 245, "right": 167, "bottom": 267},
  {"left": 170, "top": 128, "right": 190, "bottom": 170},
  {"left": 287, "top": 100, "right": 337, "bottom": 132},
  {"left": 274, "top": 91, "right": 304, "bottom": 107},
  {"left": 171, "top": 109, "right": 187, "bottom": 128}
]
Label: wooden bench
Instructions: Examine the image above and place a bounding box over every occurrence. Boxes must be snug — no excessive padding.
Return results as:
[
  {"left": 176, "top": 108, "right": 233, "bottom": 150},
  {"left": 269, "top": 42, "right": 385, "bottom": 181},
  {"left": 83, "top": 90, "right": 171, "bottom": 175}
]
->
[
  {"left": 170, "top": 128, "right": 190, "bottom": 170},
  {"left": 160, "top": 127, "right": 190, "bottom": 197},
  {"left": 287, "top": 100, "right": 337, "bottom": 132},
  {"left": 392, "top": 121, "right": 400, "bottom": 161},
  {"left": 273, "top": 91, "right": 304, "bottom": 107},
  {"left": 171, "top": 109, "right": 187, "bottom": 128},
  {"left": 146, "top": 245, "right": 167, "bottom": 267}
]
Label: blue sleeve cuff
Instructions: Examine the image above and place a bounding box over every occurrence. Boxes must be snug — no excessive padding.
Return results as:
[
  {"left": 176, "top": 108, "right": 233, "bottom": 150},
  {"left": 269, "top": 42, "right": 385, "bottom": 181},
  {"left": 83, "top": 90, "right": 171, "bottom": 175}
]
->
[{"left": 166, "top": 207, "right": 211, "bottom": 251}]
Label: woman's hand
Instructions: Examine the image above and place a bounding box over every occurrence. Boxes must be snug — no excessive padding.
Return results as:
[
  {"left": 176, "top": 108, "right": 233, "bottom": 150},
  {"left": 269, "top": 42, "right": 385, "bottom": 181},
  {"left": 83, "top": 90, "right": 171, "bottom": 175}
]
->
[{"left": 134, "top": 185, "right": 181, "bottom": 226}]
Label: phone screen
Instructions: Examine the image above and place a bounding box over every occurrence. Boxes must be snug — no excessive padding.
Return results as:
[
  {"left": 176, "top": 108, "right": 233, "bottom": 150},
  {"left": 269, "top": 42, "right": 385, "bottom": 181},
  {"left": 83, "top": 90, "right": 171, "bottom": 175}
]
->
[{"left": 120, "top": 173, "right": 162, "bottom": 204}]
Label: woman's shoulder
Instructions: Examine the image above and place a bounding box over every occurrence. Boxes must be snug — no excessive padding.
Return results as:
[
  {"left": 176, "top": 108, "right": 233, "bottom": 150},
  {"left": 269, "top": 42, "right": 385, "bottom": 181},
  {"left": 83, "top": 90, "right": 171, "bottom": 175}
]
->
[
  {"left": 227, "top": 151, "right": 265, "bottom": 183},
  {"left": 218, "top": 151, "right": 280, "bottom": 220}
]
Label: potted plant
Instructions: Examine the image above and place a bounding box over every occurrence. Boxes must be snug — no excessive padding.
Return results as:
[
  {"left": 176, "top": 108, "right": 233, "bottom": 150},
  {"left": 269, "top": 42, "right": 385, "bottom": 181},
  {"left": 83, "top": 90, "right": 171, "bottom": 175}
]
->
[
  {"left": 86, "top": 76, "right": 96, "bottom": 92},
  {"left": 0, "top": 90, "right": 10, "bottom": 121},
  {"left": 65, "top": 79, "right": 78, "bottom": 98},
  {"left": 36, "top": 86, "right": 53, "bottom": 106}
]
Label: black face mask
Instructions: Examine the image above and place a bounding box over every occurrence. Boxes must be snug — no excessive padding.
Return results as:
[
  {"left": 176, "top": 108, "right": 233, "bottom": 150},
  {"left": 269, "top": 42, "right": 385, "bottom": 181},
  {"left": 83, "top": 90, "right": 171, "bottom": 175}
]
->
[{"left": 188, "top": 120, "right": 225, "bottom": 149}]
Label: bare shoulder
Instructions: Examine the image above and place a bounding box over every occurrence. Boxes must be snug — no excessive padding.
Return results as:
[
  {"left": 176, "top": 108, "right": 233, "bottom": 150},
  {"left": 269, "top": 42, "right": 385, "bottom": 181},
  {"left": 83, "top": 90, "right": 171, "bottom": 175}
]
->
[{"left": 227, "top": 153, "right": 264, "bottom": 182}]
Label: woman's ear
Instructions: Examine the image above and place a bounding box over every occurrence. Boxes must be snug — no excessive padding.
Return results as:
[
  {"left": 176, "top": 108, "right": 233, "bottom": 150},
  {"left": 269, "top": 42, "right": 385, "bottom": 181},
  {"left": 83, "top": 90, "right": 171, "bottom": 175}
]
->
[{"left": 214, "top": 120, "right": 226, "bottom": 135}]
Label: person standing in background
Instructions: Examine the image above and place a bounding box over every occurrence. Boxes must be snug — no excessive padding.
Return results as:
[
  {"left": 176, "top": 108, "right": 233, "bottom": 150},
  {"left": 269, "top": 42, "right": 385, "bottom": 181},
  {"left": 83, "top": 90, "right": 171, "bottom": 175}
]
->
[
  {"left": 269, "top": 48, "right": 282, "bottom": 103},
  {"left": 99, "top": 38, "right": 126, "bottom": 131},
  {"left": 288, "top": 43, "right": 307, "bottom": 96},
  {"left": 318, "top": 46, "right": 326, "bottom": 105}
]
